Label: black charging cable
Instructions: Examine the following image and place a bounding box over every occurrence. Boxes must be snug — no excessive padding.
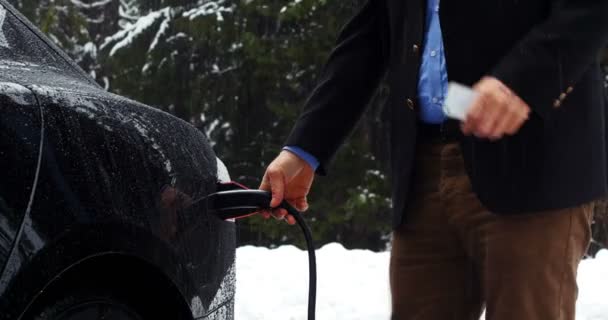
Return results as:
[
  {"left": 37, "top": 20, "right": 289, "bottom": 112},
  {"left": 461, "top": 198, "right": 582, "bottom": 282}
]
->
[
  {"left": 204, "top": 189, "right": 317, "bottom": 320},
  {"left": 279, "top": 199, "right": 317, "bottom": 320}
]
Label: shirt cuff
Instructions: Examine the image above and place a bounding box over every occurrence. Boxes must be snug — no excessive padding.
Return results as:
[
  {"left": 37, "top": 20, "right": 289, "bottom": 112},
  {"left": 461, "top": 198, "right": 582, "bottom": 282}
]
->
[{"left": 282, "top": 146, "right": 320, "bottom": 171}]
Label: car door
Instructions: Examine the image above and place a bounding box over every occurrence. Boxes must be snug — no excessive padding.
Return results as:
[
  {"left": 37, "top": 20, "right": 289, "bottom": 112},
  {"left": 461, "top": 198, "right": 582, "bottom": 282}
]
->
[
  {"left": 0, "top": 1, "right": 52, "bottom": 283},
  {"left": 0, "top": 0, "right": 98, "bottom": 296},
  {"left": 0, "top": 82, "right": 43, "bottom": 275}
]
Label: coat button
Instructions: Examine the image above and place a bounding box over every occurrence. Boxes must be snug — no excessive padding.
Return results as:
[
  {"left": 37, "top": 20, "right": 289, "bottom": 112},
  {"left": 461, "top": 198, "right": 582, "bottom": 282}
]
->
[
  {"left": 559, "top": 93, "right": 567, "bottom": 100},
  {"left": 566, "top": 86, "right": 574, "bottom": 94},
  {"left": 412, "top": 44, "right": 420, "bottom": 54},
  {"left": 406, "top": 98, "right": 415, "bottom": 110},
  {"left": 553, "top": 99, "right": 562, "bottom": 108}
]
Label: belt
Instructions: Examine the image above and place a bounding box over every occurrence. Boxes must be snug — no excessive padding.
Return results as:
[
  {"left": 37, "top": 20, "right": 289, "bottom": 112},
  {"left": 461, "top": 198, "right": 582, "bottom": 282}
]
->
[{"left": 417, "top": 119, "right": 462, "bottom": 143}]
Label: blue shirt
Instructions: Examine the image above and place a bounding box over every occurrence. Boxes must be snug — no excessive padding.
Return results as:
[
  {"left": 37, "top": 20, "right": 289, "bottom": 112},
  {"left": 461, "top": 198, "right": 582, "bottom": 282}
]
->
[
  {"left": 418, "top": 0, "right": 448, "bottom": 124},
  {"left": 286, "top": 0, "right": 449, "bottom": 170}
]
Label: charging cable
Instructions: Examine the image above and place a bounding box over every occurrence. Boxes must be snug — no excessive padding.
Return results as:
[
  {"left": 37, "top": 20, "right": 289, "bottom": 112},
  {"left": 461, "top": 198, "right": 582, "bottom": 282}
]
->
[{"left": 203, "top": 186, "right": 317, "bottom": 320}]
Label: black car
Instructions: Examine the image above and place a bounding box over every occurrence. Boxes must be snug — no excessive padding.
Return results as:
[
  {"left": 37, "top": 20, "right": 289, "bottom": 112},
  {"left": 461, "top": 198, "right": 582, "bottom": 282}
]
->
[{"left": 0, "top": 1, "right": 236, "bottom": 319}]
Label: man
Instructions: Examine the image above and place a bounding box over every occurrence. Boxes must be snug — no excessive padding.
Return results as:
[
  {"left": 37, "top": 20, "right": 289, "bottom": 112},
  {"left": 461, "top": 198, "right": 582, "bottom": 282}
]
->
[{"left": 260, "top": 1, "right": 608, "bottom": 319}]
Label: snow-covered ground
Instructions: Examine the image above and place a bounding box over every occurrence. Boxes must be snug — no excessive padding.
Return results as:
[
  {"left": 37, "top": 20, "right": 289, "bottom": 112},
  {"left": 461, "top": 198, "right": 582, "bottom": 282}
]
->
[{"left": 236, "top": 243, "right": 608, "bottom": 320}]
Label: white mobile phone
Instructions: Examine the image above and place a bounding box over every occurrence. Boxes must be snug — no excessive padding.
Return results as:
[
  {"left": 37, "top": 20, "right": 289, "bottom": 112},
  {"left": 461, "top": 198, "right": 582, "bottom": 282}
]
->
[{"left": 443, "top": 82, "right": 478, "bottom": 121}]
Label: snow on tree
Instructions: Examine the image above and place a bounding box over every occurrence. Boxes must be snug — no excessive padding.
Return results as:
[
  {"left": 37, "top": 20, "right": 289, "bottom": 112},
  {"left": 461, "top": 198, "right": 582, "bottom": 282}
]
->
[
  {"left": 100, "top": 7, "right": 172, "bottom": 56},
  {"left": 100, "top": 0, "right": 233, "bottom": 59},
  {"left": 183, "top": 0, "right": 232, "bottom": 21}
]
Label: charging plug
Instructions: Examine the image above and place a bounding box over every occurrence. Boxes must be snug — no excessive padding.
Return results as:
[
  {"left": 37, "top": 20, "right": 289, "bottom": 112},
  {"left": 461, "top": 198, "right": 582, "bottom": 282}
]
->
[
  {"left": 204, "top": 184, "right": 317, "bottom": 320},
  {"left": 206, "top": 189, "right": 272, "bottom": 220}
]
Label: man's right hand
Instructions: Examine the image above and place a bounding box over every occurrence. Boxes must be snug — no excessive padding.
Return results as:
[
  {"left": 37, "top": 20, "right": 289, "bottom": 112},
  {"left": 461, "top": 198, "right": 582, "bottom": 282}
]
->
[{"left": 259, "top": 151, "right": 315, "bottom": 225}]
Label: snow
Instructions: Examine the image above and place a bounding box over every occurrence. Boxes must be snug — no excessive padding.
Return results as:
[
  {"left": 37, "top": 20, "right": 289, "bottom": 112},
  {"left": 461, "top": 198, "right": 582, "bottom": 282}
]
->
[
  {"left": 279, "top": 0, "right": 305, "bottom": 14},
  {"left": 205, "top": 118, "right": 220, "bottom": 138},
  {"left": 236, "top": 244, "right": 608, "bottom": 320},
  {"left": 118, "top": 0, "right": 140, "bottom": 22},
  {"left": 148, "top": 10, "right": 171, "bottom": 53},
  {"left": 576, "top": 250, "right": 608, "bottom": 319},
  {"left": 0, "top": 82, "right": 32, "bottom": 105},
  {"left": 70, "top": 0, "right": 112, "bottom": 9},
  {"left": 0, "top": 7, "right": 10, "bottom": 49},
  {"left": 100, "top": 7, "right": 171, "bottom": 56},
  {"left": 166, "top": 32, "right": 189, "bottom": 43},
  {"left": 216, "top": 157, "right": 231, "bottom": 182},
  {"left": 183, "top": 0, "right": 233, "bottom": 21},
  {"left": 82, "top": 42, "right": 98, "bottom": 58}
]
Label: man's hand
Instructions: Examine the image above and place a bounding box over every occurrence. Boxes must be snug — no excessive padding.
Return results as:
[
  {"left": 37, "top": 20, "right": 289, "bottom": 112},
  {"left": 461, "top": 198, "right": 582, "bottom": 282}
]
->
[
  {"left": 259, "top": 151, "right": 315, "bottom": 225},
  {"left": 462, "top": 77, "right": 531, "bottom": 140}
]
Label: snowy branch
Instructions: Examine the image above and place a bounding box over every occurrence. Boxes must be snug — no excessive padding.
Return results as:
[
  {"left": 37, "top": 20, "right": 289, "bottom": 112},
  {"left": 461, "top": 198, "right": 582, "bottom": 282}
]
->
[
  {"left": 70, "top": 0, "right": 112, "bottom": 9},
  {"left": 118, "top": 0, "right": 140, "bottom": 22},
  {"left": 101, "top": 7, "right": 171, "bottom": 57},
  {"left": 183, "top": 0, "right": 233, "bottom": 22},
  {"left": 148, "top": 10, "right": 171, "bottom": 52}
]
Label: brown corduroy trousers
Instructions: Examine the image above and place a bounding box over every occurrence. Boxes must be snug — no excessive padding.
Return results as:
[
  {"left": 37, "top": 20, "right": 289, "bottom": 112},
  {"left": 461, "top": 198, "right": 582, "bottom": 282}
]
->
[{"left": 390, "top": 141, "right": 594, "bottom": 320}]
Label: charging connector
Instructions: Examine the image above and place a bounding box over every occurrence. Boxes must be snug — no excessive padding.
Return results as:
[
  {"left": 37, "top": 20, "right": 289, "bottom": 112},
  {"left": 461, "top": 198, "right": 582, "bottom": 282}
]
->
[{"left": 205, "top": 186, "right": 317, "bottom": 320}]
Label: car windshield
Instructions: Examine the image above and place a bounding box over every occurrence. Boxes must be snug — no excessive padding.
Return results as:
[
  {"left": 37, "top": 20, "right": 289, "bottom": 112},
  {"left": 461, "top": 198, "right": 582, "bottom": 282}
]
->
[{"left": 0, "top": 4, "right": 86, "bottom": 80}]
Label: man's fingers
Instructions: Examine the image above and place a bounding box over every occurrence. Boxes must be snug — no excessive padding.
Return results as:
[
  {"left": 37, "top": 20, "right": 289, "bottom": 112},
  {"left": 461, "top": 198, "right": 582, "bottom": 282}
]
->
[
  {"left": 505, "top": 113, "right": 527, "bottom": 136},
  {"left": 259, "top": 175, "right": 273, "bottom": 217},
  {"left": 258, "top": 172, "right": 271, "bottom": 190},
  {"left": 286, "top": 215, "right": 296, "bottom": 225},
  {"left": 266, "top": 168, "right": 285, "bottom": 208},
  {"left": 463, "top": 94, "right": 486, "bottom": 135},
  {"left": 514, "top": 96, "right": 531, "bottom": 121},
  {"left": 271, "top": 208, "right": 288, "bottom": 220},
  {"left": 475, "top": 110, "right": 499, "bottom": 138},
  {"left": 495, "top": 96, "right": 530, "bottom": 138},
  {"left": 294, "top": 197, "right": 309, "bottom": 212},
  {"left": 479, "top": 88, "right": 512, "bottom": 137},
  {"left": 480, "top": 104, "right": 528, "bottom": 139},
  {"left": 489, "top": 111, "right": 515, "bottom": 140},
  {"left": 261, "top": 210, "right": 271, "bottom": 219},
  {"left": 463, "top": 77, "right": 532, "bottom": 140}
]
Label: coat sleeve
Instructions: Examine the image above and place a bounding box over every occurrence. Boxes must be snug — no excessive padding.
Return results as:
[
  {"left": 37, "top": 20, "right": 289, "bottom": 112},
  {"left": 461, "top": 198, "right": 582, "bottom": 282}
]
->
[
  {"left": 284, "top": 0, "right": 389, "bottom": 175},
  {"left": 491, "top": 0, "right": 608, "bottom": 118}
]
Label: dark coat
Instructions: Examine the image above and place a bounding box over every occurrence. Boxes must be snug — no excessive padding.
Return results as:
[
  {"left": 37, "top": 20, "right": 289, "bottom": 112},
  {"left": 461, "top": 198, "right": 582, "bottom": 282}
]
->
[{"left": 285, "top": 0, "right": 608, "bottom": 227}]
